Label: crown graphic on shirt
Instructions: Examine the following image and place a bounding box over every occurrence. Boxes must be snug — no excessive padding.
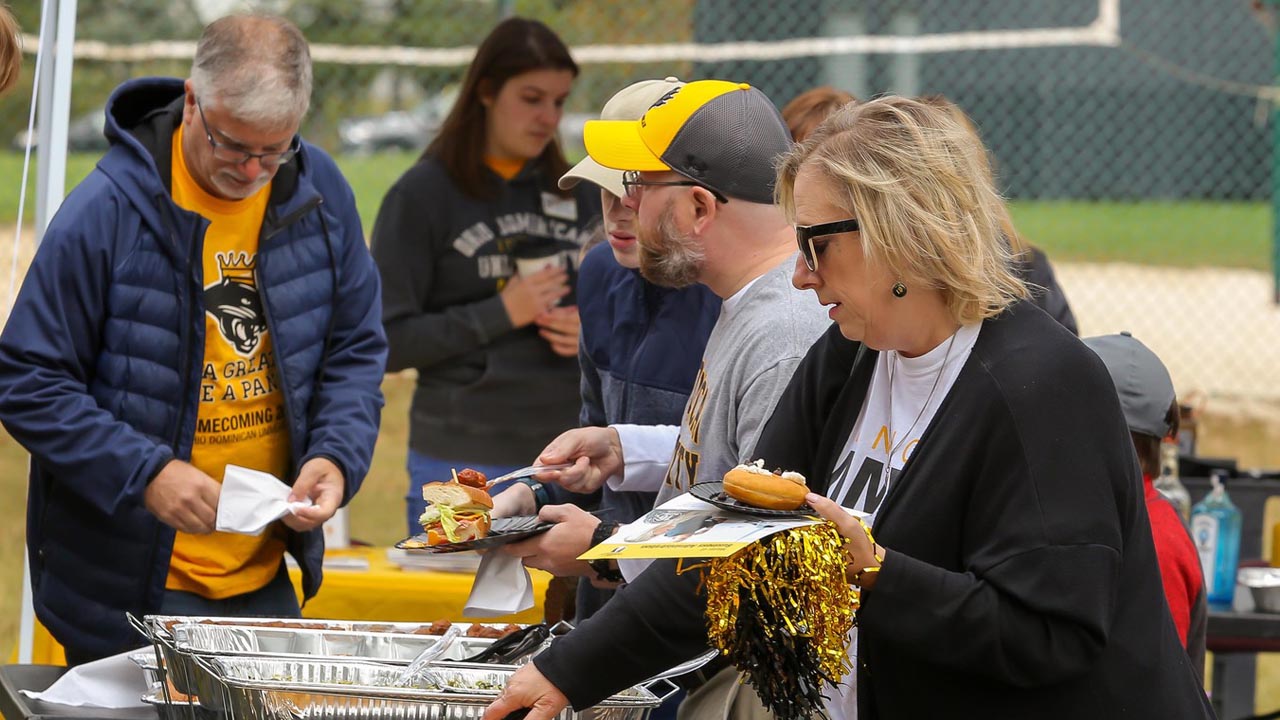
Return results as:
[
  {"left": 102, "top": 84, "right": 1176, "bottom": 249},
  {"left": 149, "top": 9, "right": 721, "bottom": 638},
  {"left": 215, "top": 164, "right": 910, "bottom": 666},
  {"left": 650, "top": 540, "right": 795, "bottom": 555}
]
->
[{"left": 216, "top": 252, "right": 256, "bottom": 284}]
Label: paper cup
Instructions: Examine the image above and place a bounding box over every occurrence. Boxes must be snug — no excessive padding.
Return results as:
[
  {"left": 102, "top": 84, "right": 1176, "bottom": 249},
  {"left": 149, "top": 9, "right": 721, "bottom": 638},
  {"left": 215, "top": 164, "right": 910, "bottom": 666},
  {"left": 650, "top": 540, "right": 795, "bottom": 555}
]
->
[{"left": 514, "top": 253, "right": 565, "bottom": 277}]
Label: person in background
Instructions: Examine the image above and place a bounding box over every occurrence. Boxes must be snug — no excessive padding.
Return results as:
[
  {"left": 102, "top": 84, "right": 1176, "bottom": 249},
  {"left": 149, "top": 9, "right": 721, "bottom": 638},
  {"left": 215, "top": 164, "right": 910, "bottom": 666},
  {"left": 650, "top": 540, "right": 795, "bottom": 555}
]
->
[
  {"left": 0, "top": 3, "right": 20, "bottom": 94},
  {"left": 919, "top": 93, "right": 1079, "bottom": 335},
  {"left": 781, "top": 85, "right": 856, "bottom": 143},
  {"left": 485, "top": 79, "right": 830, "bottom": 720},
  {"left": 1084, "top": 332, "right": 1207, "bottom": 682},
  {"left": 491, "top": 77, "right": 720, "bottom": 720},
  {"left": 370, "top": 17, "right": 601, "bottom": 536},
  {"left": 0, "top": 13, "right": 386, "bottom": 664}
]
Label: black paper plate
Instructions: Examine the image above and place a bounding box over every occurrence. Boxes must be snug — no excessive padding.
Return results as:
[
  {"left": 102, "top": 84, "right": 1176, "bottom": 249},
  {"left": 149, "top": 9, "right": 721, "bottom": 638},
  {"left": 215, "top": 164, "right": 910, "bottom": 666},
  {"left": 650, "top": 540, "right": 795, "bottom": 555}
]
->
[
  {"left": 688, "top": 481, "right": 816, "bottom": 519},
  {"left": 396, "top": 515, "right": 553, "bottom": 554}
]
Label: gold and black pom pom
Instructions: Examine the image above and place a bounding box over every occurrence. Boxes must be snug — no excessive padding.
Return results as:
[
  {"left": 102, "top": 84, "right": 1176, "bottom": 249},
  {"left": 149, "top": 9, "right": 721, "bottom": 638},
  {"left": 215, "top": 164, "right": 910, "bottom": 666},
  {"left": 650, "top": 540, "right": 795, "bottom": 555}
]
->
[{"left": 691, "top": 522, "right": 858, "bottom": 720}]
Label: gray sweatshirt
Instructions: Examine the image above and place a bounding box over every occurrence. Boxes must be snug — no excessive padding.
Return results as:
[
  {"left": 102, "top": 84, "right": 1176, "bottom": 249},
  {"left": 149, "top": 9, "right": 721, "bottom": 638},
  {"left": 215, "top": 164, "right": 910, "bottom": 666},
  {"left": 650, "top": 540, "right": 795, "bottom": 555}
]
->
[{"left": 612, "top": 254, "right": 832, "bottom": 510}]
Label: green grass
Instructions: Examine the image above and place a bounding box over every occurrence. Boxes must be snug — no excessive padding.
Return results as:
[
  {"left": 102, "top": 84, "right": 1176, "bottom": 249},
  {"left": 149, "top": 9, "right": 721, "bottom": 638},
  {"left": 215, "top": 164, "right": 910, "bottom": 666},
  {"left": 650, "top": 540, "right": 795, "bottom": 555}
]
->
[
  {"left": 0, "top": 151, "right": 1270, "bottom": 271},
  {"left": 1010, "top": 200, "right": 1271, "bottom": 271}
]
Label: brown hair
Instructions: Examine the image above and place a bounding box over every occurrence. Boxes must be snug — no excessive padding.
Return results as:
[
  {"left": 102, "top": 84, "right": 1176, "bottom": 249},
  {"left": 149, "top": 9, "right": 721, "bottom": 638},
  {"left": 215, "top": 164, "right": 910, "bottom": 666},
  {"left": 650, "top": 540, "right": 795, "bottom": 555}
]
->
[
  {"left": 1131, "top": 399, "right": 1181, "bottom": 478},
  {"left": 426, "top": 17, "right": 577, "bottom": 200},
  {"left": 0, "top": 4, "right": 21, "bottom": 95},
  {"left": 781, "top": 86, "right": 856, "bottom": 143}
]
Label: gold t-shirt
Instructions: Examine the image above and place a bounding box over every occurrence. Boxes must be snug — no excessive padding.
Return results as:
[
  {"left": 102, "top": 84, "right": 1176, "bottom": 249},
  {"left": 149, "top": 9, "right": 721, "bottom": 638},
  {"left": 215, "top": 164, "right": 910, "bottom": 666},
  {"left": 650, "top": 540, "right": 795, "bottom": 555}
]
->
[{"left": 165, "top": 125, "right": 291, "bottom": 599}]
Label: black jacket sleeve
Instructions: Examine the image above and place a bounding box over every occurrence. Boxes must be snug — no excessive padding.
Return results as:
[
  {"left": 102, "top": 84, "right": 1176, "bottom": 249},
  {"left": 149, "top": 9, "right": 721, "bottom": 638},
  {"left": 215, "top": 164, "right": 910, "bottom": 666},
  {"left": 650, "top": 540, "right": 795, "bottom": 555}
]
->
[
  {"left": 370, "top": 175, "right": 513, "bottom": 372},
  {"left": 1018, "top": 246, "right": 1078, "bottom": 335},
  {"left": 533, "top": 558, "right": 711, "bottom": 709}
]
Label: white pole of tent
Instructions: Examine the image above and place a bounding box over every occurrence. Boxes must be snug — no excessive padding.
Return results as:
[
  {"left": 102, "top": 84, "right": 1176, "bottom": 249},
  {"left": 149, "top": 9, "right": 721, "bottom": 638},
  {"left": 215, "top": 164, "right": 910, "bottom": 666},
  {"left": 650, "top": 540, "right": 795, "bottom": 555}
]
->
[
  {"left": 36, "top": 0, "right": 77, "bottom": 232},
  {"left": 19, "top": 0, "right": 78, "bottom": 665}
]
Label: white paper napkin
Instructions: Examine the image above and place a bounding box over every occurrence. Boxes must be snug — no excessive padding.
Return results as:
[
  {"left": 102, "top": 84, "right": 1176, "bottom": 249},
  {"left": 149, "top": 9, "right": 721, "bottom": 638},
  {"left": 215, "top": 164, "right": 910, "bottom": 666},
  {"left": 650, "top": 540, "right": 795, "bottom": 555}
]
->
[
  {"left": 216, "top": 464, "right": 312, "bottom": 535},
  {"left": 463, "top": 551, "right": 534, "bottom": 616},
  {"left": 21, "top": 647, "right": 151, "bottom": 708}
]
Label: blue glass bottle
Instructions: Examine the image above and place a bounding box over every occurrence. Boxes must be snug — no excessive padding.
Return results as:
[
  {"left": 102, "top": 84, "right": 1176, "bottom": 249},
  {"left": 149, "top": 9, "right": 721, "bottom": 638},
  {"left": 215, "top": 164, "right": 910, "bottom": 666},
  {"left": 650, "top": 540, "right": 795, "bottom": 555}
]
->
[{"left": 1190, "top": 470, "right": 1242, "bottom": 608}]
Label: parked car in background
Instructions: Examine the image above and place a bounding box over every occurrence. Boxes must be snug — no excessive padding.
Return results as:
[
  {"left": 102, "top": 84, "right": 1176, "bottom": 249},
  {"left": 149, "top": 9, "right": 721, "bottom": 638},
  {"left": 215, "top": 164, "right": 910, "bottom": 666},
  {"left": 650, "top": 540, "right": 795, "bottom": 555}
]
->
[
  {"left": 338, "top": 99, "right": 442, "bottom": 155},
  {"left": 11, "top": 108, "right": 109, "bottom": 153}
]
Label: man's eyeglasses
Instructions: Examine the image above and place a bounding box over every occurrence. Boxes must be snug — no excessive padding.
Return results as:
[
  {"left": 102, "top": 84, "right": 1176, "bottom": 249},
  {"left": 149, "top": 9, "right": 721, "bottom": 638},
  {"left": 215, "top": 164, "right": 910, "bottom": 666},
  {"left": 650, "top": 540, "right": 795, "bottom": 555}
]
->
[
  {"left": 621, "top": 170, "right": 728, "bottom": 204},
  {"left": 196, "top": 99, "right": 299, "bottom": 169},
  {"left": 795, "top": 218, "right": 860, "bottom": 272}
]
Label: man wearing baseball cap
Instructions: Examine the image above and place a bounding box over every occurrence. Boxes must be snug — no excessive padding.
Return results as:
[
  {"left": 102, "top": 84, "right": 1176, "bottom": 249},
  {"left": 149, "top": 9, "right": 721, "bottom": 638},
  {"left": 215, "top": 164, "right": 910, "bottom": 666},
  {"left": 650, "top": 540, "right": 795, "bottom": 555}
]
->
[
  {"left": 491, "top": 78, "right": 721, "bottom": 720},
  {"left": 1083, "top": 332, "right": 1206, "bottom": 682},
  {"left": 485, "top": 80, "right": 831, "bottom": 720}
]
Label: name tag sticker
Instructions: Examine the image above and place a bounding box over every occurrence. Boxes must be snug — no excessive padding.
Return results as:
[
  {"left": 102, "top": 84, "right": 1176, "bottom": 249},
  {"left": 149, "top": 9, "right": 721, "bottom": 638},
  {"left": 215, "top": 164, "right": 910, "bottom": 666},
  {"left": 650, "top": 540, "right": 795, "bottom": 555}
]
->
[{"left": 541, "top": 192, "right": 578, "bottom": 222}]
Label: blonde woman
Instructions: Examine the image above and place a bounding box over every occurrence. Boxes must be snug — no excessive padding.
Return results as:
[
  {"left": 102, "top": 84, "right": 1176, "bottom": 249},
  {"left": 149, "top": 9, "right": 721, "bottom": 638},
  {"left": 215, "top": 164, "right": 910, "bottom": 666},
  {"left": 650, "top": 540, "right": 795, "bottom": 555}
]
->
[
  {"left": 760, "top": 96, "right": 1211, "bottom": 718},
  {"left": 483, "top": 96, "right": 1214, "bottom": 720}
]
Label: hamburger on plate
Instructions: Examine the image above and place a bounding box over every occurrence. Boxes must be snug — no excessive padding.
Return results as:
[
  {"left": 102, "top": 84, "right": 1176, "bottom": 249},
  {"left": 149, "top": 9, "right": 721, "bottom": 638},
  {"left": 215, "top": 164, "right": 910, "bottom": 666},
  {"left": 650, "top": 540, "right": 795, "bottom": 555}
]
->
[{"left": 419, "top": 469, "right": 494, "bottom": 545}]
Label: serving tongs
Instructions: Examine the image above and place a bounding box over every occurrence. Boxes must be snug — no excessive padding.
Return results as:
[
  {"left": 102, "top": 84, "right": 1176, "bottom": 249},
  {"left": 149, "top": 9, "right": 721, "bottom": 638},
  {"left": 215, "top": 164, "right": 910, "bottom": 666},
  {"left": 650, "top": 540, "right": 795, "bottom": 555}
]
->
[
  {"left": 458, "top": 623, "right": 552, "bottom": 665},
  {"left": 391, "top": 624, "right": 463, "bottom": 688}
]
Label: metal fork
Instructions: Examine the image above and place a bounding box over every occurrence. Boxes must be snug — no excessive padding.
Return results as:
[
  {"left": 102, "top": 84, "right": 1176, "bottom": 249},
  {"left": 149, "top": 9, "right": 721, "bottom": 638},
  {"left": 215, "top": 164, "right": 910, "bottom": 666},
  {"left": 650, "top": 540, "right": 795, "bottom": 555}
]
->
[{"left": 482, "top": 463, "right": 573, "bottom": 488}]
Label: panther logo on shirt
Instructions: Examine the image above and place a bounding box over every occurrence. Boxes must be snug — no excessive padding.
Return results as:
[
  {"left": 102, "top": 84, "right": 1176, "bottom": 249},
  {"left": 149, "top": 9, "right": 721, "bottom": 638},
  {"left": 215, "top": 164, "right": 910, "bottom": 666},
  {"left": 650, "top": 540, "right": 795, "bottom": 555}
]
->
[{"left": 204, "top": 252, "right": 267, "bottom": 356}]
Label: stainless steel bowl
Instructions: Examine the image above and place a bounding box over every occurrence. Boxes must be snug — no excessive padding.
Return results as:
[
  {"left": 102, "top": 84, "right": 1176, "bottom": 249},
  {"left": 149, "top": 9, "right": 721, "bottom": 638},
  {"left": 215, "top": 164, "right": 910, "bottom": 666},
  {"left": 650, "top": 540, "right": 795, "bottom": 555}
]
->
[{"left": 1237, "top": 567, "right": 1280, "bottom": 613}]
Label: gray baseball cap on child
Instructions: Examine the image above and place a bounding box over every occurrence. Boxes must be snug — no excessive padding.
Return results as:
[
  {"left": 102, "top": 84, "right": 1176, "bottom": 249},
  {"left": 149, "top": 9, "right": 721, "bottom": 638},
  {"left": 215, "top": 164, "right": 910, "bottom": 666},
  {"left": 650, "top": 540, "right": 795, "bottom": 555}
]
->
[{"left": 1083, "top": 332, "right": 1176, "bottom": 438}]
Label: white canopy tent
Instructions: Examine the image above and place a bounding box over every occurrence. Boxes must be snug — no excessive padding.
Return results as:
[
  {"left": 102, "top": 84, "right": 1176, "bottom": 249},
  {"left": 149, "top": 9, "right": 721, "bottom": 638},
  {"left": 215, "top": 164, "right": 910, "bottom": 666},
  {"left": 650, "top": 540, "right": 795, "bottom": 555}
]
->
[{"left": 18, "top": 0, "right": 78, "bottom": 664}]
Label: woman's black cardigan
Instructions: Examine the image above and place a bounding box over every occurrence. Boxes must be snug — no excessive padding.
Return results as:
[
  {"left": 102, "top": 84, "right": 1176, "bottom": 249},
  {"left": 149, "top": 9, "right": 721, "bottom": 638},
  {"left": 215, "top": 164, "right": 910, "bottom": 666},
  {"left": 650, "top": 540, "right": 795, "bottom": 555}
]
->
[{"left": 534, "top": 302, "right": 1212, "bottom": 719}]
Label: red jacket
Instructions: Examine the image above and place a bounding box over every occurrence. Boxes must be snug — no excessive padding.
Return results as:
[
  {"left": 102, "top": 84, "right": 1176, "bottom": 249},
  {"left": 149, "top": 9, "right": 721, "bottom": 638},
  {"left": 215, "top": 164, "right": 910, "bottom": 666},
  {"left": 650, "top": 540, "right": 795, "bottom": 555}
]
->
[{"left": 1144, "top": 475, "right": 1208, "bottom": 682}]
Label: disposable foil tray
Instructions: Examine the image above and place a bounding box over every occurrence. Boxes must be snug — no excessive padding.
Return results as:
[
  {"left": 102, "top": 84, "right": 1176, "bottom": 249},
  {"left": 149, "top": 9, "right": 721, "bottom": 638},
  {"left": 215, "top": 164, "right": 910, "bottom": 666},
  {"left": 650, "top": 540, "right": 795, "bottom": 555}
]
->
[
  {"left": 194, "top": 656, "right": 661, "bottom": 720},
  {"left": 172, "top": 623, "right": 455, "bottom": 662},
  {"left": 137, "top": 614, "right": 517, "bottom": 698},
  {"left": 145, "top": 614, "right": 486, "bottom": 639}
]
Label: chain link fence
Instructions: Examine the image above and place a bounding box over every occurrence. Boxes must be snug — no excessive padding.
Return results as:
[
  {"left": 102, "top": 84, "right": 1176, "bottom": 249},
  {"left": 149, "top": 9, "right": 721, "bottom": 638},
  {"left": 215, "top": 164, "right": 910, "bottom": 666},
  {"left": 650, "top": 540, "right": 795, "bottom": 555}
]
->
[{"left": 1, "top": 0, "right": 1277, "bottom": 407}]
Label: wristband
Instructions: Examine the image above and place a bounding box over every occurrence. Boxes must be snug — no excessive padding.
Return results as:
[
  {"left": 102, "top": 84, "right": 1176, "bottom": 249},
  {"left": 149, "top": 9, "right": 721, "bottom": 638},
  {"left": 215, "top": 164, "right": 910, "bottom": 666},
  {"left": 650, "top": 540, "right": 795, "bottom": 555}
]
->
[
  {"left": 518, "top": 477, "right": 551, "bottom": 510},
  {"left": 588, "top": 521, "right": 623, "bottom": 583},
  {"left": 851, "top": 543, "right": 886, "bottom": 586}
]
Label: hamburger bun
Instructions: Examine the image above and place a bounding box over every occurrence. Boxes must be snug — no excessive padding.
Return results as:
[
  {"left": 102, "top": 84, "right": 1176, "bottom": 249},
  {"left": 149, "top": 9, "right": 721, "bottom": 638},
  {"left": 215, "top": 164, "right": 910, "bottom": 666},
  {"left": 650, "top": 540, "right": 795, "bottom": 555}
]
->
[
  {"left": 421, "top": 482, "right": 494, "bottom": 509},
  {"left": 420, "top": 481, "right": 494, "bottom": 545},
  {"left": 723, "top": 465, "right": 809, "bottom": 511}
]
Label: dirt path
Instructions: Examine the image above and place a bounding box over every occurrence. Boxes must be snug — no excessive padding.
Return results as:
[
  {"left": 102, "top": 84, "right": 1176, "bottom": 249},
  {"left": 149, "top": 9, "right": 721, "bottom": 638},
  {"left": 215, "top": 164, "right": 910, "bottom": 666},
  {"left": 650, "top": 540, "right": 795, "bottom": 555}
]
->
[{"left": 1056, "top": 263, "right": 1280, "bottom": 419}]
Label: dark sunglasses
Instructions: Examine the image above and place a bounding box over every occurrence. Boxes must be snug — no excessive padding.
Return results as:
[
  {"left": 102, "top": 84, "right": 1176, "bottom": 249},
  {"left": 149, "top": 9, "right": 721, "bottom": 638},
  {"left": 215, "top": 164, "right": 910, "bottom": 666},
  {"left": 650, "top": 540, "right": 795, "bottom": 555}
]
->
[
  {"left": 621, "top": 170, "right": 728, "bottom": 204},
  {"left": 795, "top": 218, "right": 860, "bottom": 271},
  {"left": 196, "top": 99, "right": 299, "bottom": 169}
]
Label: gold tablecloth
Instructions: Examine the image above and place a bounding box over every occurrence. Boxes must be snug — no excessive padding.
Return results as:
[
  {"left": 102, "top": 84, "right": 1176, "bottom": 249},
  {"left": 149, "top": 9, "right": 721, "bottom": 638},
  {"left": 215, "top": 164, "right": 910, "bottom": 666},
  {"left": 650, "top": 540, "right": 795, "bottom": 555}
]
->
[{"left": 11, "top": 546, "right": 550, "bottom": 665}]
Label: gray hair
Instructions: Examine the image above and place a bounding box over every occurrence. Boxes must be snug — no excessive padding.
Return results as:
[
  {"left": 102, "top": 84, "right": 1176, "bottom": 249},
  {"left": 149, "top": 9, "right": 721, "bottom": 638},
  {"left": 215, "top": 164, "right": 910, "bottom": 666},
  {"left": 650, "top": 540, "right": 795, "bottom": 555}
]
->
[{"left": 190, "top": 13, "right": 312, "bottom": 128}]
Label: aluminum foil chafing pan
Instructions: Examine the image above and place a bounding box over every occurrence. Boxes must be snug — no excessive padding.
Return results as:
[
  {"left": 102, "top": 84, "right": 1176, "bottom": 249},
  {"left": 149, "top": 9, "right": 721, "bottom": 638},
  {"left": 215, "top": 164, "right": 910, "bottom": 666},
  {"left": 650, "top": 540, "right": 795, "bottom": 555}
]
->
[
  {"left": 135, "top": 614, "right": 520, "bottom": 697},
  {"left": 144, "top": 614, "right": 484, "bottom": 639},
  {"left": 171, "top": 624, "right": 495, "bottom": 710},
  {"left": 194, "top": 656, "right": 662, "bottom": 720},
  {"left": 172, "top": 623, "right": 453, "bottom": 663}
]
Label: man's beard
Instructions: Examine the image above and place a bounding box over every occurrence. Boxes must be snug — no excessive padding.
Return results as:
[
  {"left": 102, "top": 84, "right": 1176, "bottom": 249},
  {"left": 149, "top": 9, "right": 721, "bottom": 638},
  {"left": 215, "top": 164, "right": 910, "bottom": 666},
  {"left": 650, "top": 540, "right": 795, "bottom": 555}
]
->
[{"left": 637, "top": 199, "right": 705, "bottom": 288}]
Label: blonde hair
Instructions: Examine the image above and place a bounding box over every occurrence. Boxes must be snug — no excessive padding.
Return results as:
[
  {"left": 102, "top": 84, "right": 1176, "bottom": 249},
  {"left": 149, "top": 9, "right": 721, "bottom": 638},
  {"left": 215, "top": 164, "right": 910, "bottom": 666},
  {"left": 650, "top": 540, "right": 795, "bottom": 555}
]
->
[
  {"left": 777, "top": 95, "right": 1027, "bottom": 324},
  {"left": 917, "top": 94, "right": 1027, "bottom": 254},
  {"left": 0, "top": 4, "right": 21, "bottom": 95}
]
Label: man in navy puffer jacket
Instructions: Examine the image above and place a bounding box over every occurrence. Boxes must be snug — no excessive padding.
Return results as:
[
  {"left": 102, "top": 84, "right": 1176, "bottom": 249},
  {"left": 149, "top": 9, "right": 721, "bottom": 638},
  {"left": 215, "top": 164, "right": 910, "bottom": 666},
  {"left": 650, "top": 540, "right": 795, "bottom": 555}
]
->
[{"left": 0, "top": 13, "right": 385, "bottom": 663}]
